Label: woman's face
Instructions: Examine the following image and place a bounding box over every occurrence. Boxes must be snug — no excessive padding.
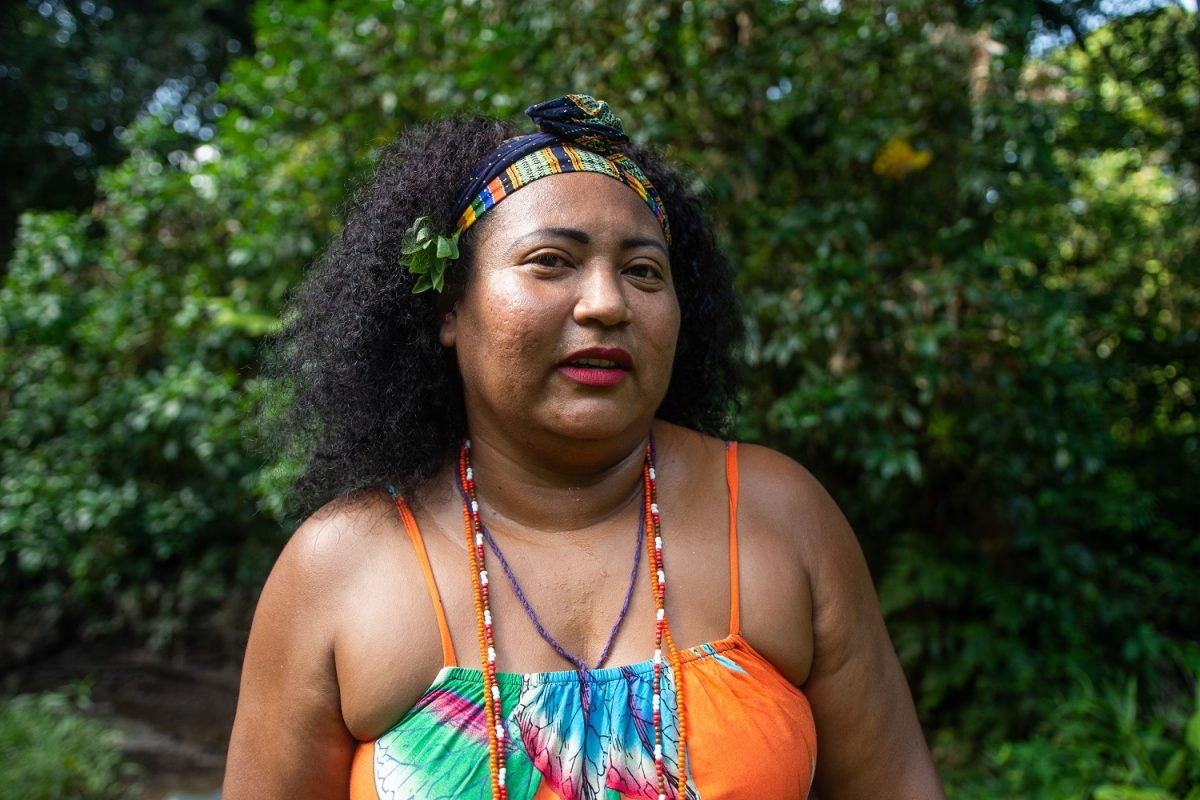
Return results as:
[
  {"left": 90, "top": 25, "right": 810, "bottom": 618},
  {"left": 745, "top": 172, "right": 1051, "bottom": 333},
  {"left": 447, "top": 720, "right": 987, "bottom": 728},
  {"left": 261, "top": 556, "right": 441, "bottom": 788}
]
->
[{"left": 440, "top": 172, "right": 680, "bottom": 446}]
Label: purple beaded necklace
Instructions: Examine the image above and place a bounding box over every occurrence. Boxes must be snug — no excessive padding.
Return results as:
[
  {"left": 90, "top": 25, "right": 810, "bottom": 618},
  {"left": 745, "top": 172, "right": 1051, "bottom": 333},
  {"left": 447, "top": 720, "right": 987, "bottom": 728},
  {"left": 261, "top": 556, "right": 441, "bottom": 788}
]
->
[{"left": 453, "top": 467, "right": 645, "bottom": 674}]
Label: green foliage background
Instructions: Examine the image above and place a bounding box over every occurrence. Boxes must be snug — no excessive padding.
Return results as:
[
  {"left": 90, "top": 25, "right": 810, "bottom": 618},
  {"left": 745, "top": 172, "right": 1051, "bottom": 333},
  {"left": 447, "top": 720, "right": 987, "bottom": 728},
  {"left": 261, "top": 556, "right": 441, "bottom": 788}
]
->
[
  {"left": 2, "top": 0, "right": 1198, "bottom": 795},
  {"left": 0, "top": 686, "right": 135, "bottom": 800}
]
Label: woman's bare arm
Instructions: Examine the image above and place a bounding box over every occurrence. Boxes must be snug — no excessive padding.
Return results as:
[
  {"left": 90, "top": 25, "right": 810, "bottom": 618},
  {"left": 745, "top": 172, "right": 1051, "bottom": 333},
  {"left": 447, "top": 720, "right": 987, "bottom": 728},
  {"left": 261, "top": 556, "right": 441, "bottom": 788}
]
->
[
  {"left": 739, "top": 443, "right": 944, "bottom": 799},
  {"left": 222, "top": 514, "right": 360, "bottom": 799},
  {"left": 797, "top": 469, "right": 945, "bottom": 799}
]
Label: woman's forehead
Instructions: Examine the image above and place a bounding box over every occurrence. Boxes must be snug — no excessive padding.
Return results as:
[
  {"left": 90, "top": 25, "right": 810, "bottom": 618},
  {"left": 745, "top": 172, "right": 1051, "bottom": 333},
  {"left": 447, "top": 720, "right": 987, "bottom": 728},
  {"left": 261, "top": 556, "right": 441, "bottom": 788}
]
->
[{"left": 478, "top": 172, "right": 668, "bottom": 246}]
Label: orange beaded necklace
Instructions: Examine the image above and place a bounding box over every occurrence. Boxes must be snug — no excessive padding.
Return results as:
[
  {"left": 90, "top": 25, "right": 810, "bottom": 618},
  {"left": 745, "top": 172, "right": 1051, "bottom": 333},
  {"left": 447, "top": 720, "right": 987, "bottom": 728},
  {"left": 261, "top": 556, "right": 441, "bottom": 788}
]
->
[{"left": 457, "top": 436, "right": 689, "bottom": 799}]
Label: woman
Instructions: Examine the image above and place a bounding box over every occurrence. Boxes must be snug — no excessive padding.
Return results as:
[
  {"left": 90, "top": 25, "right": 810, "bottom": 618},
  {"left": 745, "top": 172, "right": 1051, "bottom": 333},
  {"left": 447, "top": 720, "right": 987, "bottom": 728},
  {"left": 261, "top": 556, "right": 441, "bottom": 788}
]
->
[{"left": 224, "top": 95, "right": 945, "bottom": 799}]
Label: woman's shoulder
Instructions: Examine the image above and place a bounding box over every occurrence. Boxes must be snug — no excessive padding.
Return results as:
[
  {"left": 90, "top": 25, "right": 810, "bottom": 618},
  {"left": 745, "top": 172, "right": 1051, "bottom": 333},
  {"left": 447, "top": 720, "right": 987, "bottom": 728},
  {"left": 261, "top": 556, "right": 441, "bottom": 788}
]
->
[
  {"left": 659, "top": 422, "right": 846, "bottom": 552},
  {"left": 252, "top": 488, "right": 409, "bottom": 660},
  {"left": 656, "top": 421, "right": 822, "bottom": 485},
  {"left": 258, "top": 486, "right": 452, "bottom": 737},
  {"left": 276, "top": 485, "right": 455, "bottom": 642},
  {"left": 224, "top": 487, "right": 433, "bottom": 795},
  {"left": 281, "top": 488, "right": 402, "bottom": 581},
  {"left": 734, "top": 443, "right": 846, "bottom": 534},
  {"left": 657, "top": 426, "right": 845, "bottom": 682},
  {"left": 735, "top": 442, "right": 865, "bottom": 607}
]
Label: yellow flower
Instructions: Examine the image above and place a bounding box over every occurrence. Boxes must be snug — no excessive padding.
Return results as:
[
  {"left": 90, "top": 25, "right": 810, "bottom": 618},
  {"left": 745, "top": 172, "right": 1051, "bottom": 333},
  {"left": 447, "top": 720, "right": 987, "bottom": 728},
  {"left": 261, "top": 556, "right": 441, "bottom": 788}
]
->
[{"left": 873, "top": 136, "right": 933, "bottom": 179}]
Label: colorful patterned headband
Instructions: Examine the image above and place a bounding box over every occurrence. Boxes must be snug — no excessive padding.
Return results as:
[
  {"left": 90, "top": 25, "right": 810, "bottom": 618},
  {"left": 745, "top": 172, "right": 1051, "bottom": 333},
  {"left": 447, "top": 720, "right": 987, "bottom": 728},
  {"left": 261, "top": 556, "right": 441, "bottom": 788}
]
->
[{"left": 452, "top": 94, "right": 671, "bottom": 243}]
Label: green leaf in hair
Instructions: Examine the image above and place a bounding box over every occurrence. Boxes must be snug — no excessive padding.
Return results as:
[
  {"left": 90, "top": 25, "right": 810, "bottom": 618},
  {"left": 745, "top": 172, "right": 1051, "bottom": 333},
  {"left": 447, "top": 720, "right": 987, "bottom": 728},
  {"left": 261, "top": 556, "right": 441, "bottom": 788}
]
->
[{"left": 398, "top": 215, "right": 460, "bottom": 293}]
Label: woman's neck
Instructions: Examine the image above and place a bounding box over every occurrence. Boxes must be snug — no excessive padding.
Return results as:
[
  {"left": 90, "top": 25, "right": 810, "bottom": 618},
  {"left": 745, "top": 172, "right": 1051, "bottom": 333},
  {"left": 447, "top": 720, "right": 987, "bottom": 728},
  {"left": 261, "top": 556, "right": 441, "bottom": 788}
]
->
[{"left": 461, "top": 426, "right": 652, "bottom": 534}]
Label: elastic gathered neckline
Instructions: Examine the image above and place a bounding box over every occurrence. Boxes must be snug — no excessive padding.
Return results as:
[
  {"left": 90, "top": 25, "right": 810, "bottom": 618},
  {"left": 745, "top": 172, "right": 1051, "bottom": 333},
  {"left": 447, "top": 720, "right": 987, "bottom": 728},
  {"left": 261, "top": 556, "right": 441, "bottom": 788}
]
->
[{"left": 434, "top": 634, "right": 742, "bottom": 687}]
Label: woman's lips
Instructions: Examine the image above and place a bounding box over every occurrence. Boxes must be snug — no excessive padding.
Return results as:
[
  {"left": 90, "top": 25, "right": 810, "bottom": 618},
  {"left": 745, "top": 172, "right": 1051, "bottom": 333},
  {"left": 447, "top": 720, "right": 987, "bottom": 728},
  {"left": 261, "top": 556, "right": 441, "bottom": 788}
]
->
[
  {"left": 558, "top": 364, "right": 629, "bottom": 386},
  {"left": 558, "top": 348, "right": 632, "bottom": 387}
]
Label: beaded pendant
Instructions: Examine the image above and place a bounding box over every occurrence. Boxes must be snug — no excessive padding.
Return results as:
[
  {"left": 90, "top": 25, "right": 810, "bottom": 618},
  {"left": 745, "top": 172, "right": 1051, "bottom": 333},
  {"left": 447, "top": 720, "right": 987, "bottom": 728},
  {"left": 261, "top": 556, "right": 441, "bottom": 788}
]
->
[{"left": 458, "top": 437, "right": 689, "bottom": 799}]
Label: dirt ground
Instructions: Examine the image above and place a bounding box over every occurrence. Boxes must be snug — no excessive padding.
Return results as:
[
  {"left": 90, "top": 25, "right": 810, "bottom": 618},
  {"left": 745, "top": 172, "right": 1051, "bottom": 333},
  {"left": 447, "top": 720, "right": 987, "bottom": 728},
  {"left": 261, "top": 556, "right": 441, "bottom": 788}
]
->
[{"left": 4, "top": 638, "right": 239, "bottom": 800}]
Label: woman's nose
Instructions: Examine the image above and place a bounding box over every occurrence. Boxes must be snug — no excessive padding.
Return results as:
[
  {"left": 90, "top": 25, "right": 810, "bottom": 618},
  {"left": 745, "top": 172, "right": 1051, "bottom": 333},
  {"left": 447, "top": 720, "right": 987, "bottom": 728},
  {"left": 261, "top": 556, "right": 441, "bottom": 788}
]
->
[{"left": 573, "top": 265, "right": 632, "bottom": 327}]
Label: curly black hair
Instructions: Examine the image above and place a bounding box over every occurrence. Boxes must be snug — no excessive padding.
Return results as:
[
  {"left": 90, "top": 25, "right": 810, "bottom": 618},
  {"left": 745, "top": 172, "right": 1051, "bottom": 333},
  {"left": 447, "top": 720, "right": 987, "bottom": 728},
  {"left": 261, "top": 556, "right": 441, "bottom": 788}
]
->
[{"left": 263, "top": 113, "right": 742, "bottom": 515}]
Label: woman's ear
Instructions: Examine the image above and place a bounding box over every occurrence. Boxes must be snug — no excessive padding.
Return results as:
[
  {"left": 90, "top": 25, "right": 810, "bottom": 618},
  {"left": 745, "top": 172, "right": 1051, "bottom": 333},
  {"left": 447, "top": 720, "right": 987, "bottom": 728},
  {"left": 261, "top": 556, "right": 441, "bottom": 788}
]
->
[{"left": 437, "top": 292, "right": 459, "bottom": 348}]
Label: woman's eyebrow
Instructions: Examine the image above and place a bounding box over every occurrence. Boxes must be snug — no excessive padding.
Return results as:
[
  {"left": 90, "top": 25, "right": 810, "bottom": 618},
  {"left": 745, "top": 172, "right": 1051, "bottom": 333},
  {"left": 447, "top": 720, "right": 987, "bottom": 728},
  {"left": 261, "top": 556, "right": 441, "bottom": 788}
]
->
[
  {"left": 510, "top": 228, "right": 668, "bottom": 256},
  {"left": 512, "top": 227, "right": 590, "bottom": 247},
  {"left": 621, "top": 235, "right": 669, "bottom": 256}
]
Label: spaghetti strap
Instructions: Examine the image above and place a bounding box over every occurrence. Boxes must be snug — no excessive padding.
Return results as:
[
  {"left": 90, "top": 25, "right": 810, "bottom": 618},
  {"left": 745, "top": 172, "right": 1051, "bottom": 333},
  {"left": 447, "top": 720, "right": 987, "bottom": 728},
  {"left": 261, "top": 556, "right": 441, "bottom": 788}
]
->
[
  {"left": 724, "top": 442, "right": 741, "bottom": 636},
  {"left": 386, "top": 488, "right": 457, "bottom": 667}
]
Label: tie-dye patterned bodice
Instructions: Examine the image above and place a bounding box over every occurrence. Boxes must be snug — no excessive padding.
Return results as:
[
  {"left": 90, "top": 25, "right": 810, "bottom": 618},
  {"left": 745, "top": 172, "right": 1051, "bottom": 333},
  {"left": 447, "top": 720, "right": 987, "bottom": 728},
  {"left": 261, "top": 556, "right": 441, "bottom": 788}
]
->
[{"left": 349, "top": 445, "right": 817, "bottom": 799}]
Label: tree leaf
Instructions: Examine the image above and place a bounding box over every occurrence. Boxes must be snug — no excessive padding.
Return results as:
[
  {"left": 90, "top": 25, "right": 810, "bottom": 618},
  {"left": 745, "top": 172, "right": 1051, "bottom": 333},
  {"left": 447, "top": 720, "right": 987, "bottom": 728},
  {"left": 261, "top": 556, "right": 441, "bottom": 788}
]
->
[
  {"left": 407, "top": 247, "right": 431, "bottom": 275},
  {"left": 1186, "top": 708, "right": 1200, "bottom": 755}
]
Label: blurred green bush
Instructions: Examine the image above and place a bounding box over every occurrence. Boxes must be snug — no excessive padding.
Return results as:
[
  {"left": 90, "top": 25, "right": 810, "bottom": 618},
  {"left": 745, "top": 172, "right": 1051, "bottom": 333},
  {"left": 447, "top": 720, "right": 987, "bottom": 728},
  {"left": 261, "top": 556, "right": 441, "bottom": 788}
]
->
[
  {"left": 0, "top": 686, "right": 136, "bottom": 800},
  {"left": 945, "top": 660, "right": 1200, "bottom": 799}
]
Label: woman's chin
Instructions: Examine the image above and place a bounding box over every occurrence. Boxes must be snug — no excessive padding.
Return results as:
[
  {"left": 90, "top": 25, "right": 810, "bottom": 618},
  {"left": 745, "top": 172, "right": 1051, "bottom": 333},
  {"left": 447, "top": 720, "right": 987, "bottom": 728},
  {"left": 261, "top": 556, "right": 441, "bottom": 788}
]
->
[{"left": 537, "top": 403, "right": 655, "bottom": 444}]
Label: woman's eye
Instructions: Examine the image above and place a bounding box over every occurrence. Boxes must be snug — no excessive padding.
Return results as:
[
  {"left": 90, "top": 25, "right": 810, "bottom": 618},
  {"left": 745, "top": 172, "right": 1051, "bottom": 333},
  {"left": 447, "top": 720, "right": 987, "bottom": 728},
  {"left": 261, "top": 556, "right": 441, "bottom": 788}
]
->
[
  {"left": 529, "top": 252, "right": 570, "bottom": 269},
  {"left": 626, "top": 263, "right": 664, "bottom": 281}
]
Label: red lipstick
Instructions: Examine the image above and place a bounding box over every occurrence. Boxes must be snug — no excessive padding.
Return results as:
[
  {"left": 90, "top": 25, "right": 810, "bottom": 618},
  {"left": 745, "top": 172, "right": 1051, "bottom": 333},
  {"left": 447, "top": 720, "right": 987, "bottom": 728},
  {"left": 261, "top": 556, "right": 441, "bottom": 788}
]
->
[{"left": 558, "top": 347, "right": 632, "bottom": 387}]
